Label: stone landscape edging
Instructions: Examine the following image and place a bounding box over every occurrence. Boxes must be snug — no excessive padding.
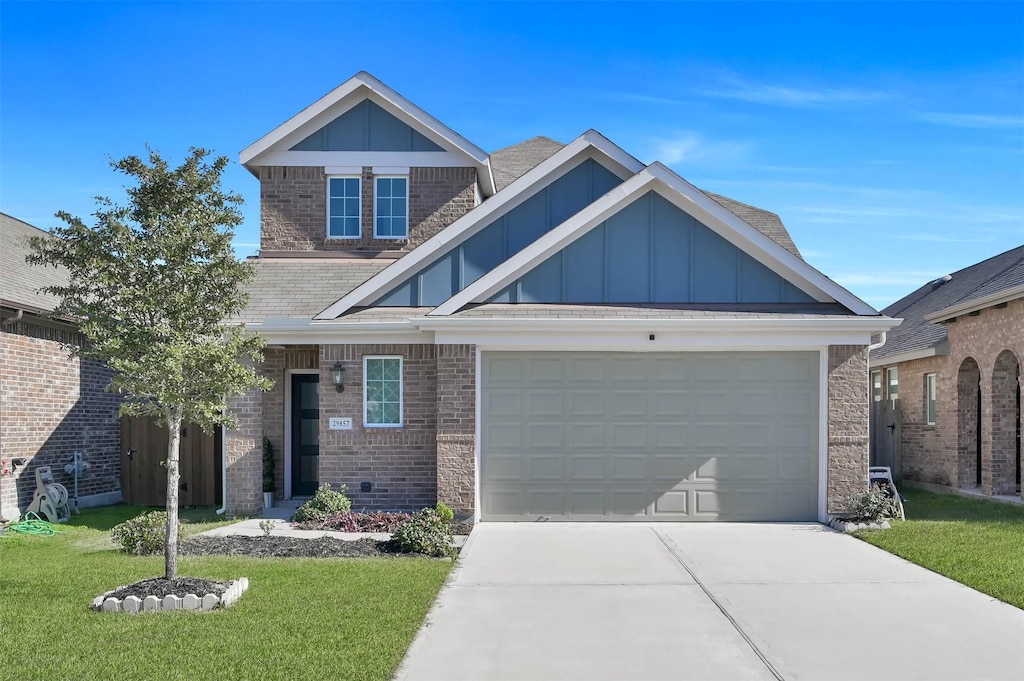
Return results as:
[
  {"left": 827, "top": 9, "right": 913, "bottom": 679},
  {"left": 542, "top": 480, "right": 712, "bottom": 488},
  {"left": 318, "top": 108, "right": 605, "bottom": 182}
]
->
[
  {"left": 827, "top": 517, "right": 891, "bottom": 533},
  {"left": 91, "top": 578, "right": 249, "bottom": 613}
]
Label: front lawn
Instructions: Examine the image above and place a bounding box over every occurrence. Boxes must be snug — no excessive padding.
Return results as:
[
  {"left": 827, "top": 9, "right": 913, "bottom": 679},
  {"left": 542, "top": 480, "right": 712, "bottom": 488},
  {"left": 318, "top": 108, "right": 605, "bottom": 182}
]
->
[
  {"left": 0, "top": 505, "right": 452, "bottom": 680},
  {"left": 855, "top": 487, "right": 1024, "bottom": 609}
]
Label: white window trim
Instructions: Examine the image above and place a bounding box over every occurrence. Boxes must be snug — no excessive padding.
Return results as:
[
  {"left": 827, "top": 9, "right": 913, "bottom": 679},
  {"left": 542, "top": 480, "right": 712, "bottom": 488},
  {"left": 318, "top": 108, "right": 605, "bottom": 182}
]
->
[
  {"left": 326, "top": 175, "right": 362, "bottom": 240},
  {"left": 886, "top": 367, "right": 899, "bottom": 401},
  {"left": 871, "top": 370, "right": 882, "bottom": 402},
  {"left": 925, "top": 373, "right": 937, "bottom": 426},
  {"left": 373, "top": 175, "right": 409, "bottom": 240},
  {"left": 363, "top": 355, "right": 403, "bottom": 428}
]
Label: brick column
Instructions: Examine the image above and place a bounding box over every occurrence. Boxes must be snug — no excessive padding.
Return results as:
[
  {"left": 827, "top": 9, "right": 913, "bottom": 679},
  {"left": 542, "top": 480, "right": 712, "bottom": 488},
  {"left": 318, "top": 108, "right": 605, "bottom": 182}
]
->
[
  {"left": 827, "top": 345, "right": 870, "bottom": 513},
  {"left": 436, "top": 344, "right": 476, "bottom": 516},
  {"left": 225, "top": 386, "right": 264, "bottom": 515}
]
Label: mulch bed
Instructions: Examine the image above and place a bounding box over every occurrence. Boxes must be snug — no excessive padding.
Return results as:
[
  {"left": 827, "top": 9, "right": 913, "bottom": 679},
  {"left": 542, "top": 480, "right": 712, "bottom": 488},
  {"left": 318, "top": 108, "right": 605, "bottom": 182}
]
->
[
  {"left": 182, "top": 535, "right": 416, "bottom": 558},
  {"left": 107, "top": 577, "right": 229, "bottom": 601}
]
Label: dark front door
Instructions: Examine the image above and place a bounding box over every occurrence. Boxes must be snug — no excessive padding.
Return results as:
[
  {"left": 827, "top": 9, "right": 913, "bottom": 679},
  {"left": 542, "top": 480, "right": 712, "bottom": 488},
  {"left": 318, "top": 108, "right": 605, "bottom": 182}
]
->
[{"left": 291, "top": 374, "right": 320, "bottom": 497}]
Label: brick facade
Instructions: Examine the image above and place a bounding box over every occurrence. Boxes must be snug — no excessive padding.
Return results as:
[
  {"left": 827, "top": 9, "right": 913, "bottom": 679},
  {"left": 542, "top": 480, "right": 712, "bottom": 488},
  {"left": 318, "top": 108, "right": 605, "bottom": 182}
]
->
[
  {"left": 225, "top": 343, "right": 870, "bottom": 518},
  {"left": 875, "top": 298, "right": 1022, "bottom": 500},
  {"left": 0, "top": 317, "right": 121, "bottom": 520},
  {"left": 827, "top": 345, "right": 870, "bottom": 513},
  {"left": 224, "top": 384, "right": 264, "bottom": 515},
  {"left": 259, "top": 166, "right": 477, "bottom": 253}
]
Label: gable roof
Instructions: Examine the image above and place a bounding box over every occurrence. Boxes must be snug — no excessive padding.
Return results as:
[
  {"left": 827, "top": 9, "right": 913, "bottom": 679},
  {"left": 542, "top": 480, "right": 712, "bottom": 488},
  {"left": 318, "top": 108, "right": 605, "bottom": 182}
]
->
[
  {"left": 490, "top": 136, "right": 566, "bottom": 192},
  {"left": 431, "top": 163, "right": 879, "bottom": 317},
  {"left": 0, "top": 213, "right": 68, "bottom": 313},
  {"left": 240, "top": 72, "right": 496, "bottom": 195},
  {"left": 487, "top": 138, "right": 803, "bottom": 259},
  {"left": 871, "top": 245, "right": 1024, "bottom": 363}
]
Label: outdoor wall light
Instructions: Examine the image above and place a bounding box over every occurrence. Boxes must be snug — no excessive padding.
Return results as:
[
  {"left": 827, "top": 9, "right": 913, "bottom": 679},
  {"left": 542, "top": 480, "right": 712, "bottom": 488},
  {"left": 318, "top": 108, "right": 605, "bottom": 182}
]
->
[{"left": 331, "top": 361, "right": 346, "bottom": 392}]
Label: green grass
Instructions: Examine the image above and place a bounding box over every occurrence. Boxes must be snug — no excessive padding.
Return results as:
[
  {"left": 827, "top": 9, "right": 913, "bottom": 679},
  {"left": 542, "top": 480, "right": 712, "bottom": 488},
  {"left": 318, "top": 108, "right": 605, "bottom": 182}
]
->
[
  {"left": 0, "top": 505, "right": 453, "bottom": 680},
  {"left": 855, "top": 487, "right": 1024, "bottom": 609}
]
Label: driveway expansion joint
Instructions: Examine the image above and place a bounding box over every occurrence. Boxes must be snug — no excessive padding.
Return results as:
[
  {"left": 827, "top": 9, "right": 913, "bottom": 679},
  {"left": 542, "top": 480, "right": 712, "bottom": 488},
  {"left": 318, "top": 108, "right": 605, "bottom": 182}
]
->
[{"left": 653, "top": 528, "right": 786, "bottom": 681}]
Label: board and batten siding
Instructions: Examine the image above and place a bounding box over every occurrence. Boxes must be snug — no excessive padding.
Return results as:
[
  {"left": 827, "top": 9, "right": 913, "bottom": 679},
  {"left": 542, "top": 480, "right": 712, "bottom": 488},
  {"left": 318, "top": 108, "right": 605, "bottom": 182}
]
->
[
  {"left": 373, "top": 158, "right": 624, "bottom": 306},
  {"left": 290, "top": 100, "right": 444, "bottom": 152},
  {"left": 487, "top": 191, "right": 815, "bottom": 305}
]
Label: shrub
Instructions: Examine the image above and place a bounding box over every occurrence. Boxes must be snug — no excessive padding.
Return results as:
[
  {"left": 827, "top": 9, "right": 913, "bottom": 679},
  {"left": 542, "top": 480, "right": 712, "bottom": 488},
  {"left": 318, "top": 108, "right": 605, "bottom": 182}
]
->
[
  {"left": 845, "top": 484, "right": 900, "bottom": 522},
  {"left": 392, "top": 508, "right": 455, "bottom": 558},
  {"left": 262, "top": 437, "right": 275, "bottom": 494},
  {"left": 434, "top": 501, "right": 454, "bottom": 524},
  {"left": 291, "top": 484, "right": 351, "bottom": 523},
  {"left": 111, "top": 511, "right": 175, "bottom": 555},
  {"left": 293, "top": 510, "right": 411, "bottom": 533}
]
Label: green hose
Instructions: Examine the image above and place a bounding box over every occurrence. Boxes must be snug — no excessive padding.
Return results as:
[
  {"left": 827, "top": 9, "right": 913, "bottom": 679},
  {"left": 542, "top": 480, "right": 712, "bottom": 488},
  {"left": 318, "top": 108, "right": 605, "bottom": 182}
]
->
[{"left": 2, "top": 512, "right": 58, "bottom": 537}]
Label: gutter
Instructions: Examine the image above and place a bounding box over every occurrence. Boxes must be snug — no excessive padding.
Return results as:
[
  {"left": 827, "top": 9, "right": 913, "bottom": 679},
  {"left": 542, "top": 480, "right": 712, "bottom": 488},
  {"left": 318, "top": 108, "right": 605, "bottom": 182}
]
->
[{"left": 923, "top": 283, "right": 1024, "bottom": 323}]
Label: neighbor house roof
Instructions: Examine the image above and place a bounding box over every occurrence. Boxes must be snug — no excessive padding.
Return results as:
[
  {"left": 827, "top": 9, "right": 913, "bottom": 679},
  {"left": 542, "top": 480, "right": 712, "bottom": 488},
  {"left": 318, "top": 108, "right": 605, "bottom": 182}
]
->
[
  {"left": 0, "top": 213, "right": 68, "bottom": 313},
  {"left": 234, "top": 258, "right": 391, "bottom": 323},
  {"left": 871, "top": 245, "right": 1024, "bottom": 364}
]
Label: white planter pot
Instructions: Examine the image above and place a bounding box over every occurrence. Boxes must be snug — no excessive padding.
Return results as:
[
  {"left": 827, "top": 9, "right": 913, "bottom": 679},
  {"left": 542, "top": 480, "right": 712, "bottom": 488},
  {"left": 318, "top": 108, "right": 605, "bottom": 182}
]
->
[{"left": 263, "top": 492, "right": 274, "bottom": 509}]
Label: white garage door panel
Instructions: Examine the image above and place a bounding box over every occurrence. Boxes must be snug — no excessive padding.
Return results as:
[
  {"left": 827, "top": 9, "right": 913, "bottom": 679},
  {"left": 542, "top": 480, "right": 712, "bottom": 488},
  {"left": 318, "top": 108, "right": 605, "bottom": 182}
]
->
[{"left": 481, "top": 351, "right": 819, "bottom": 522}]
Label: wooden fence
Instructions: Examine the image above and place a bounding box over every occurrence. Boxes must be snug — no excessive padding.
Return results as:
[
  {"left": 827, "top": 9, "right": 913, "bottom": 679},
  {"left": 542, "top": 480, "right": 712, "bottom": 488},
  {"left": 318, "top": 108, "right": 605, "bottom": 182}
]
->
[
  {"left": 869, "top": 398, "right": 902, "bottom": 481},
  {"left": 119, "top": 416, "right": 221, "bottom": 507}
]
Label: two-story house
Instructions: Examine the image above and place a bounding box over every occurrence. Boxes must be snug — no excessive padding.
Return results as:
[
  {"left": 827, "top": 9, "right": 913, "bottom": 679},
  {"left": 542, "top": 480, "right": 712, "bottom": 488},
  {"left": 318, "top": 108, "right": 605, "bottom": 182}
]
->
[{"left": 221, "top": 72, "right": 899, "bottom": 523}]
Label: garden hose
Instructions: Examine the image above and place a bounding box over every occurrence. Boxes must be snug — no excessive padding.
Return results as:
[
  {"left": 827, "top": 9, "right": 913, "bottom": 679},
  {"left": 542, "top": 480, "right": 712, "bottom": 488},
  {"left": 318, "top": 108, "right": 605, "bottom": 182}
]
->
[{"left": 2, "top": 512, "right": 58, "bottom": 537}]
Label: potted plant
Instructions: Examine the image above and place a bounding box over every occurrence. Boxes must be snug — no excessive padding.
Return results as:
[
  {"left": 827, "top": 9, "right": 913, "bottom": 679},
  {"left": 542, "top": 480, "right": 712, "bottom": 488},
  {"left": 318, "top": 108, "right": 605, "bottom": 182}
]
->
[{"left": 262, "top": 437, "right": 275, "bottom": 509}]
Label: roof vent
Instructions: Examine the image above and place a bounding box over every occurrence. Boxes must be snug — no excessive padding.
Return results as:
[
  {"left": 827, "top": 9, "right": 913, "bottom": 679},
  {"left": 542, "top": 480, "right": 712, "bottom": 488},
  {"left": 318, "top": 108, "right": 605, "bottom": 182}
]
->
[{"left": 931, "top": 274, "right": 953, "bottom": 290}]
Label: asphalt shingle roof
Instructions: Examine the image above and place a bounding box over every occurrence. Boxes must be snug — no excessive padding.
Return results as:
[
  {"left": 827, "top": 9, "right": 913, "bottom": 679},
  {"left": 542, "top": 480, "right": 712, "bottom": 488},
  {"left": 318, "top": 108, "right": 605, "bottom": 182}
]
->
[
  {"left": 488, "top": 138, "right": 803, "bottom": 260},
  {"left": 489, "top": 136, "right": 565, "bottom": 192},
  {"left": 871, "top": 245, "right": 1024, "bottom": 363},
  {"left": 0, "top": 213, "right": 68, "bottom": 312},
  {"left": 235, "top": 258, "right": 391, "bottom": 323}
]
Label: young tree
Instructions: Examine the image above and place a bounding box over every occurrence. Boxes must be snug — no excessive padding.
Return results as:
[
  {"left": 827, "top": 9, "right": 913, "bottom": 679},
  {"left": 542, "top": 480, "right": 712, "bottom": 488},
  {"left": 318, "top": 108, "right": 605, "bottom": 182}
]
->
[{"left": 29, "top": 148, "right": 271, "bottom": 579}]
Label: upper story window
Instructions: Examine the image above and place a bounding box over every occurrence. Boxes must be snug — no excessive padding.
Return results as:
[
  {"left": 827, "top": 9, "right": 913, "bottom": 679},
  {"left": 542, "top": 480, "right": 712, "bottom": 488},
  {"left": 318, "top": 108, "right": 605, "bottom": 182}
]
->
[
  {"left": 328, "top": 177, "right": 361, "bottom": 238},
  {"left": 886, "top": 367, "right": 899, "bottom": 401},
  {"left": 871, "top": 370, "right": 882, "bottom": 402},
  {"left": 375, "top": 176, "right": 408, "bottom": 239}
]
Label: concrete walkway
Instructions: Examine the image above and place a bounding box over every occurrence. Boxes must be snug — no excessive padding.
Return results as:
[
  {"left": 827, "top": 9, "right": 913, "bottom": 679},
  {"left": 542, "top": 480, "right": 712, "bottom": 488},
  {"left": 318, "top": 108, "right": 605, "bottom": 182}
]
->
[{"left": 395, "top": 523, "right": 1024, "bottom": 681}]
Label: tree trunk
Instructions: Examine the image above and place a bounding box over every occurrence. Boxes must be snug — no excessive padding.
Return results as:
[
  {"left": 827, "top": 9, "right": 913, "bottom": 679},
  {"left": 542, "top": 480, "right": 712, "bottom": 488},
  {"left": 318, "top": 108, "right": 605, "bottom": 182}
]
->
[{"left": 165, "top": 409, "right": 183, "bottom": 580}]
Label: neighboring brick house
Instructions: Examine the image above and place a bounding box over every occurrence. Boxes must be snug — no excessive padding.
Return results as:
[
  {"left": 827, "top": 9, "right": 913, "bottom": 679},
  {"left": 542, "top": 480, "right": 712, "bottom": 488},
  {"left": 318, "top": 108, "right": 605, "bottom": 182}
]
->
[
  {"left": 0, "top": 214, "right": 122, "bottom": 521},
  {"left": 223, "top": 72, "right": 898, "bottom": 521},
  {"left": 869, "top": 247, "right": 1023, "bottom": 500}
]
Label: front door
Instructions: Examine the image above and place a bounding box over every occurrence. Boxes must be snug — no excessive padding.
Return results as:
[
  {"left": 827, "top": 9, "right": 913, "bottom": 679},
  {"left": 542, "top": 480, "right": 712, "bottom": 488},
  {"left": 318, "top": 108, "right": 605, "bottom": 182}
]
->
[{"left": 291, "top": 374, "right": 320, "bottom": 497}]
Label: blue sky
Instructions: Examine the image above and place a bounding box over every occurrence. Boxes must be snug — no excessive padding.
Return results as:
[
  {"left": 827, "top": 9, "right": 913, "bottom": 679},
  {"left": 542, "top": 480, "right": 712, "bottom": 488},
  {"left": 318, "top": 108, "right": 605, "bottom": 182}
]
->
[{"left": 2, "top": 1, "right": 1022, "bottom": 309}]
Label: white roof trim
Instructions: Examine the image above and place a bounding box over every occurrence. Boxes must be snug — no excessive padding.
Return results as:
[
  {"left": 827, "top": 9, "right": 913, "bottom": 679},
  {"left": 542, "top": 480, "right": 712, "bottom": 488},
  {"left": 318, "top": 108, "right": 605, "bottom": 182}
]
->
[
  {"left": 923, "top": 283, "right": 1024, "bottom": 323},
  {"left": 313, "top": 130, "right": 645, "bottom": 320},
  {"left": 430, "top": 163, "right": 879, "bottom": 317},
  {"left": 240, "top": 71, "right": 496, "bottom": 195},
  {"left": 868, "top": 342, "right": 947, "bottom": 368}
]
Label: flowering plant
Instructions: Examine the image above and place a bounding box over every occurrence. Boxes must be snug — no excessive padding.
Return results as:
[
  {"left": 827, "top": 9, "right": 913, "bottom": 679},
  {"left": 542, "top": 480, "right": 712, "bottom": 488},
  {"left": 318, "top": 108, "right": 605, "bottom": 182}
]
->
[{"left": 0, "top": 459, "right": 10, "bottom": 477}]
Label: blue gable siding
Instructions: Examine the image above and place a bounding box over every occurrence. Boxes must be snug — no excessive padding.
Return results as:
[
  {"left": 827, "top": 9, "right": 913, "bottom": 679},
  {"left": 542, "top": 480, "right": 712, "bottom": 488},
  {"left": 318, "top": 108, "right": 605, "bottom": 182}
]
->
[
  {"left": 373, "top": 158, "right": 623, "bottom": 306},
  {"left": 490, "top": 191, "right": 815, "bottom": 304},
  {"left": 290, "top": 100, "right": 444, "bottom": 152}
]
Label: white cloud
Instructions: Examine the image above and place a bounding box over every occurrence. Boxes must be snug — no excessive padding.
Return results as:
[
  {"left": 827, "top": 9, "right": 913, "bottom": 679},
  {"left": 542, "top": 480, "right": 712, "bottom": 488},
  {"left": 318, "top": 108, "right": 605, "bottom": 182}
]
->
[
  {"left": 916, "top": 112, "right": 1024, "bottom": 129},
  {"left": 646, "top": 132, "right": 750, "bottom": 166},
  {"left": 696, "top": 77, "right": 891, "bottom": 108}
]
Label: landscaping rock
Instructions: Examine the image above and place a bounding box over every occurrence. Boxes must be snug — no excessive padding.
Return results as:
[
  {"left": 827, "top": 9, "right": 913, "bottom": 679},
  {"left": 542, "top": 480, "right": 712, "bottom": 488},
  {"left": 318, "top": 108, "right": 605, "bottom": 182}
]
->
[{"left": 107, "top": 577, "right": 229, "bottom": 602}]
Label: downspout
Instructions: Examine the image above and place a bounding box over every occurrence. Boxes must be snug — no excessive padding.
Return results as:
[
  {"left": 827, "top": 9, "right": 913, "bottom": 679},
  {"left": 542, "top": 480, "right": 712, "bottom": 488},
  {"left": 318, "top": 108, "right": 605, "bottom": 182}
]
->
[
  {"left": 1, "top": 309, "right": 24, "bottom": 326},
  {"left": 867, "top": 331, "right": 887, "bottom": 353},
  {"left": 215, "top": 423, "right": 228, "bottom": 515}
]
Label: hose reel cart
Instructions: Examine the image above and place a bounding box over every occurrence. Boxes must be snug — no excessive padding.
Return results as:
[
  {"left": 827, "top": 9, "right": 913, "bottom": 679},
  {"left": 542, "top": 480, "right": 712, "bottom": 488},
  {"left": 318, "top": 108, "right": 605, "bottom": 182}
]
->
[{"left": 25, "top": 466, "right": 71, "bottom": 523}]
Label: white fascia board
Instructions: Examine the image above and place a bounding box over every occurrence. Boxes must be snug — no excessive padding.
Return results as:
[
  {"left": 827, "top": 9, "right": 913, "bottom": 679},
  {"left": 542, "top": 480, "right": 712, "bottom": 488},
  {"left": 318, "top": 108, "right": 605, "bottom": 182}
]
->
[
  {"left": 923, "top": 284, "right": 1024, "bottom": 323},
  {"left": 413, "top": 315, "right": 901, "bottom": 334},
  {"left": 431, "top": 162, "right": 879, "bottom": 317},
  {"left": 313, "top": 131, "right": 645, "bottom": 320},
  {"left": 252, "top": 151, "right": 472, "bottom": 168},
  {"left": 240, "top": 72, "right": 493, "bottom": 192},
  {"left": 868, "top": 341, "right": 948, "bottom": 368}
]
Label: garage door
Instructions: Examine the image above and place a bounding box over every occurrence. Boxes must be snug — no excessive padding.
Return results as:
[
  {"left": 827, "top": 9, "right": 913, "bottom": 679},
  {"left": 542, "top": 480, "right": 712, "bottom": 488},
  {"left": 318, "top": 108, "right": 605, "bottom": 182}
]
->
[{"left": 480, "top": 351, "right": 819, "bottom": 521}]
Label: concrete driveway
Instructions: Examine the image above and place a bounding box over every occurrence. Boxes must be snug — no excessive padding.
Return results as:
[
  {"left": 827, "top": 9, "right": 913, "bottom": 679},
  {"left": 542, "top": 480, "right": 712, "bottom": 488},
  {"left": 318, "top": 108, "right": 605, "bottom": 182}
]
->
[{"left": 396, "top": 523, "right": 1024, "bottom": 681}]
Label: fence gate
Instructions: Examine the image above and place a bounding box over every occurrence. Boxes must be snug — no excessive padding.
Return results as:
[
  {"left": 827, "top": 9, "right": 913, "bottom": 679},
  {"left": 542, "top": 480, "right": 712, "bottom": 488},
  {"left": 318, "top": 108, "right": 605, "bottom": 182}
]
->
[
  {"left": 870, "top": 398, "right": 903, "bottom": 481},
  {"left": 120, "top": 416, "right": 221, "bottom": 507}
]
